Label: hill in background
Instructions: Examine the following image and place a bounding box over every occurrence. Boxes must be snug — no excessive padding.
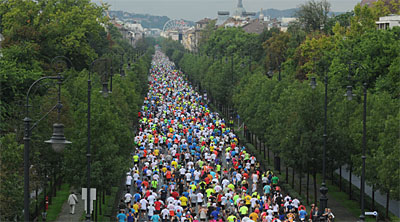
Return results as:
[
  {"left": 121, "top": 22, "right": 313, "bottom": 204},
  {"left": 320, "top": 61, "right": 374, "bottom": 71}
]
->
[
  {"left": 109, "top": 10, "right": 194, "bottom": 30},
  {"left": 109, "top": 11, "right": 170, "bottom": 29},
  {"left": 255, "top": 8, "right": 344, "bottom": 18},
  {"left": 109, "top": 8, "right": 345, "bottom": 29}
]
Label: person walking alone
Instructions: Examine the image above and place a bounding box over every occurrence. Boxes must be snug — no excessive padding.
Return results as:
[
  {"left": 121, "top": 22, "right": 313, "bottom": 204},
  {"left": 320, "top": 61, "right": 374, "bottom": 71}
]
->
[{"left": 68, "top": 191, "right": 78, "bottom": 214}]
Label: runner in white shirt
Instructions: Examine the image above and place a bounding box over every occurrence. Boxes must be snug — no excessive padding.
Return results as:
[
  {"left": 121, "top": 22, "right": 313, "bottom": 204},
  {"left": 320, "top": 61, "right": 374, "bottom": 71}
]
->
[{"left": 139, "top": 198, "right": 148, "bottom": 217}]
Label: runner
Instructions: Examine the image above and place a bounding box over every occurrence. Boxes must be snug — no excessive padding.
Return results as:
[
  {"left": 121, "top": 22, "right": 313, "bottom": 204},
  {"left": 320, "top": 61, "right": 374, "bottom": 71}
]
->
[{"left": 116, "top": 47, "right": 328, "bottom": 222}]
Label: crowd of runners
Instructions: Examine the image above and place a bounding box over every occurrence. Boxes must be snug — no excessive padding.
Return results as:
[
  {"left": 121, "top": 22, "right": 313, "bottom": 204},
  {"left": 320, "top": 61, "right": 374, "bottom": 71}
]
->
[{"left": 116, "top": 48, "right": 335, "bottom": 222}]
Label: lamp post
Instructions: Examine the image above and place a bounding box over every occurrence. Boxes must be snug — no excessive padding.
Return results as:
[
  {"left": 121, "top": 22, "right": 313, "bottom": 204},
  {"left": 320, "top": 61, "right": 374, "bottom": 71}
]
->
[
  {"left": 345, "top": 83, "right": 367, "bottom": 222},
  {"left": 24, "top": 56, "right": 72, "bottom": 222},
  {"left": 311, "top": 75, "right": 329, "bottom": 214},
  {"left": 310, "top": 75, "right": 329, "bottom": 214},
  {"left": 86, "top": 58, "right": 111, "bottom": 222},
  {"left": 345, "top": 61, "right": 367, "bottom": 221},
  {"left": 320, "top": 75, "right": 329, "bottom": 213}
]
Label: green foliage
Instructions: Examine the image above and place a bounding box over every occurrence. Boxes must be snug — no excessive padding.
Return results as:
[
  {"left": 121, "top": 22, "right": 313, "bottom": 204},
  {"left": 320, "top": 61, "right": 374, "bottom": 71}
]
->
[
  {"left": 0, "top": 0, "right": 155, "bottom": 220},
  {"left": 160, "top": 0, "right": 400, "bottom": 211},
  {"left": 0, "top": 133, "right": 24, "bottom": 221},
  {"left": 295, "top": 0, "right": 331, "bottom": 32}
]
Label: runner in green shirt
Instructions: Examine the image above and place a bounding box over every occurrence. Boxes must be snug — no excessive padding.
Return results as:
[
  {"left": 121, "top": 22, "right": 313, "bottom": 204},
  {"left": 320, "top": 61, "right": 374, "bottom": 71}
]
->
[
  {"left": 133, "top": 155, "right": 139, "bottom": 163},
  {"left": 238, "top": 205, "right": 249, "bottom": 218},
  {"left": 206, "top": 188, "right": 215, "bottom": 198},
  {"left": 227, "top": 215, "right": 237, "bottom": 222},
  {"left": 272, "top": 175, "right": 279, "bottom": 185}
]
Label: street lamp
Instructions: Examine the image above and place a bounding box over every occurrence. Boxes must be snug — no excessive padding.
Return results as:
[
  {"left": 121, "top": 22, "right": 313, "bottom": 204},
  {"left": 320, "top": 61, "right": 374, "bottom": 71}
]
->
[
  {"left": 345, "top": 62, "right": 368, "bottom": 222},
  {"left": 24, "top": 56, "right": 72, "bottom": 222},
  {"left": 310, "top": 74, "right": 329, "bottom": 215},
  {"left": 345, "top": 82, "right": 368, "bottom": 222},
  {"left": 86, "top": 58, "right": 111, "bottom": 221}
]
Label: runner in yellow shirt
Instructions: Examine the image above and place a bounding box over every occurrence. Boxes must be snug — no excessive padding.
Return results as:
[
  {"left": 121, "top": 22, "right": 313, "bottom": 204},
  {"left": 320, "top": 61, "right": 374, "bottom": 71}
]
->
[{"left": 179, "top": 196, "right": 188, "bottom": 209}]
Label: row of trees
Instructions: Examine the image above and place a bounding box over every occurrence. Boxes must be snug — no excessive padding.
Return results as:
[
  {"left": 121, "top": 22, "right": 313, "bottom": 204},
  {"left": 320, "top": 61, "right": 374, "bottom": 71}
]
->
[
  {"left": 0, "top": 0, "right": 154, "bottom": 220},
  {"left": 161, "top": 0, "right": 399, "bottom": 219}
]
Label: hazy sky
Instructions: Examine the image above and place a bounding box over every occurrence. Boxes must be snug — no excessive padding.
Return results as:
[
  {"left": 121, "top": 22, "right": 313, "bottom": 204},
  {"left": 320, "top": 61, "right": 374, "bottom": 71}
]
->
[{"left": 93, "top": 0, "right": 361, "bottom": 21}]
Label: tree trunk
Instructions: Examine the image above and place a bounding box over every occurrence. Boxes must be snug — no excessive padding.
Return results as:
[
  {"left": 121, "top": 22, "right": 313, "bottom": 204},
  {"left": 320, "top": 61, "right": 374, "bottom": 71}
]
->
[
  {"left": 263, "top": 143, "right": 266, "bottom": 159},
  {"left": 349, "top": 165, "right": 352, "bottom": 200},
  {"left": 103, "top": 189, "right": 105, "bottom": 204},
  {"left": 267, "top": 146, "right": 270, "bottom": 164},
  {"left": 331, "top": 168, "right": 334, "bottom": 185},
  {"left": 99, "top": 189, "right": 102, "bottom": 216},
  {"left": 52, "top": 173, "right": 57, "bottom": 197},
  {"left": 307, "top": 171, "right": 310, "bottom": 205},
  {"left": 58, "top": 177, "right": 61, "bottom": 190},
  {"left": 299, "top": 171, "right": 302, "bottom": 195},
  {"left": 313, "top": 171, "right": 317, "bottom": 205},
  {"left": 292, "top": 168, "right": 295, "bottom": 188},
  {"left": 256, "top": 138, "right": 259, "bottom": 151},
  {"left": 35, "top": 188, "right": 38, "bottom": 218},
  {"left": 286, "top": 167, "right": 289, "bottom": 184},
  {"left": 43, "top": 182, "right": 47, "bottom": 220},
  {"left": 339, "top": 166, "right": 342, "bottom": 192},
  {"left": 386, "top": 190, "right": 390, "bottom": 220},
  {"left": 249, "top": 132, "right": 252, "bottom": 143},
  {"left": 49, "top": 179, "right": 53, "bottom": 205}
]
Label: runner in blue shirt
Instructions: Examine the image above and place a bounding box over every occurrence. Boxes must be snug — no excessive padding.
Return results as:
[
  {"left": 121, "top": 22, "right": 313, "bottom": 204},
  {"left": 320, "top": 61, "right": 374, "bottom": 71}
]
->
[{"left": 116, "top": 209, "right": 126, "bottom": 222}]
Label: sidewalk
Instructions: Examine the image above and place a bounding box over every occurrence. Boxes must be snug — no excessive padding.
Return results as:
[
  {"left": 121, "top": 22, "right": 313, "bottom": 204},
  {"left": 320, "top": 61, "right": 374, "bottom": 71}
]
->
[
  {"left": 56, "top": 193, "right": 84, "bottom": 222},
  {"left": 336, "top": 165, "right": 400, "bottom": 217}
]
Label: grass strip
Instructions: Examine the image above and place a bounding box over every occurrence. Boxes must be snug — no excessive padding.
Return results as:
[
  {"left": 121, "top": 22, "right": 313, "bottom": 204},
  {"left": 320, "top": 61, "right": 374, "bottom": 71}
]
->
[{"left": 36, "top": 183, "right": 70, "bottom": 222}]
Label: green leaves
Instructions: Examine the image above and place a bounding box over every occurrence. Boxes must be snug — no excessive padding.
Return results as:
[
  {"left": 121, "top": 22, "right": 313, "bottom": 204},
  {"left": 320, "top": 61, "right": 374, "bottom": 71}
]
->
[
  {"left": 162, "top": 0, "right": 400, "bottom": 206},
  {"left": 0, "top": 133, "right": 24, "bottom": 221}
]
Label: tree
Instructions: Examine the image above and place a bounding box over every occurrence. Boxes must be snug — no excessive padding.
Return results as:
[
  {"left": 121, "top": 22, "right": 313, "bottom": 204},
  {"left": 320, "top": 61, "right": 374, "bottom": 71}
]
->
[
  {"left": 263, "top": 32, "right": 290, "bottom": 74},
  {"left": 296, "top": 0, "right": 331, "bottom": 32},
  {"left": 0, "top": 133, "right": 24, "bottom": 221}
]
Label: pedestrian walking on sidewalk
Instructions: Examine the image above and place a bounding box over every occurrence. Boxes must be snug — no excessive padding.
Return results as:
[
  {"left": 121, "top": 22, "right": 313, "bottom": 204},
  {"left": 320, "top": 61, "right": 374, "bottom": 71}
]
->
[{"left": 67, "top": 191, "right": 78, "bottom": 214}]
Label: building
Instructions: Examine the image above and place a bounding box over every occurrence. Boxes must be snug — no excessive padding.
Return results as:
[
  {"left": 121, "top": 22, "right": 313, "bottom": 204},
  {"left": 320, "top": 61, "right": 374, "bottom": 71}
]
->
[
  {"left": 376, "top": 14, "right": 400, "bottom": 29},
  {"left": 279, "top": 17, "right": 297, "bottom": 32},
  {"left": 111, "top": 18, "right": 145, "bottom": 46},
  {"left": 145, "top": 28, "right": 162, "bottom": 37},
  {"left": 216, "top": 11, "right": 230, "bottom": 26},
  {"left": 182, "top": 28, "right": 196, "bottom": 51},
  {"left": 192, "top": 18, "right": 214, "bottom": 51},
  {"left": 242, "top": 18, "right": 269, "bottom": 34},
  {"left": 233, "top": 0, "right": 246, "bottom": 18}
]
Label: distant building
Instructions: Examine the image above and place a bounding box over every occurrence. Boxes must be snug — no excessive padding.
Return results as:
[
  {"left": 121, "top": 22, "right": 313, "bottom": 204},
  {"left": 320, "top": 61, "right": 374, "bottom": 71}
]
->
[
  {"left": 279, "top": 17, "right": 297, "bottom": 32},
  {"left": 242, "top": 18, "right": 269, "bottom": 34},
  {"left": 216, "top": 11, "right": 230, "bottom": 26},
  {"left": 376, "top": 14, "right": 400, "bottom": 29},
  {"left": 196, "top": 18, "right": 213, "bottom": 30},
  {"left": 145, "top": 28, "right": 162, "bottom": 37},
  {"left": 233, "top": 0, "right": 246, "bottom": 18},
  {"left": 111, "top": 18, "right": 145, "bottom": 46},
  {"left": 182, "top": 27, "right": 196, "bottom": 51},
  {"left": 192, "top": 18, "right": 214, "bottom": 51}
]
